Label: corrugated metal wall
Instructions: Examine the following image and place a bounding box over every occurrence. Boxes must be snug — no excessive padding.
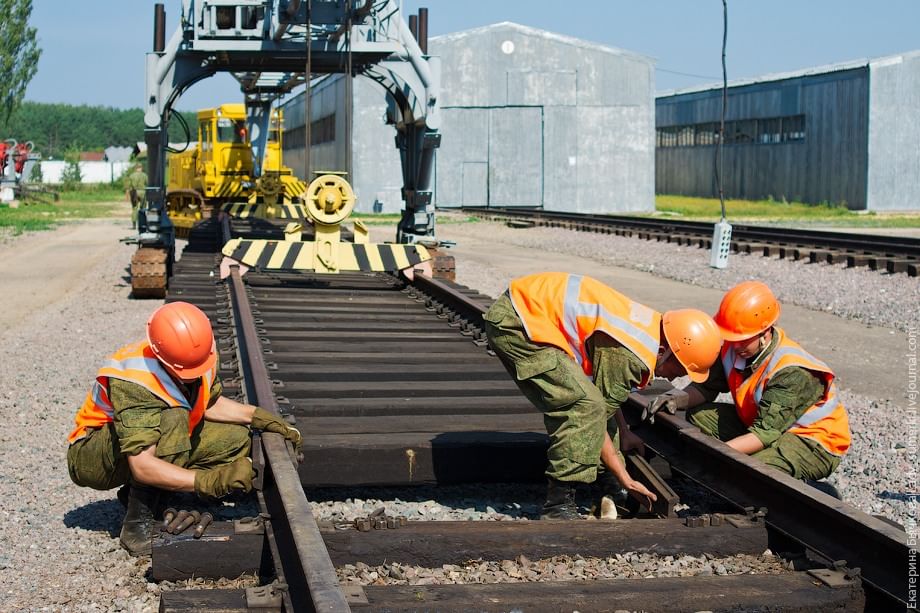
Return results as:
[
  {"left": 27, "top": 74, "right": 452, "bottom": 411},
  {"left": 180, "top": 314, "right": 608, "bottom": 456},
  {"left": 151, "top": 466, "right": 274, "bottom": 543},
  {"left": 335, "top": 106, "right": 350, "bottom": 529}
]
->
[
  {"left": 866, "top": 53, "right": 920, "bottom": 211},
  {"left": 281, "top": 75, "right": 350, "bottom": 181},
  {"left": 656, "top": 68, "right": 869, "bottom": 209},
  {"left": 432, "top": 24, "right": 655, "bottom": 213}
]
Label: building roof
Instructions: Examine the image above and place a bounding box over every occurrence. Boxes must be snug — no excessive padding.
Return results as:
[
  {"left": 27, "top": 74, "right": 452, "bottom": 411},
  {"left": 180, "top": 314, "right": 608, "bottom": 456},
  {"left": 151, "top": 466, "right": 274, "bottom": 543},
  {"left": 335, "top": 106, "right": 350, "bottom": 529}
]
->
[
  {"left": 79, "top": 152, "right": 105, "bottom": 162},
  {"left": 657, "top": 49, "right": 920, "bottom": 98},
  {"left": 430, "top": 21, "right": 654, "bottom": 64}
]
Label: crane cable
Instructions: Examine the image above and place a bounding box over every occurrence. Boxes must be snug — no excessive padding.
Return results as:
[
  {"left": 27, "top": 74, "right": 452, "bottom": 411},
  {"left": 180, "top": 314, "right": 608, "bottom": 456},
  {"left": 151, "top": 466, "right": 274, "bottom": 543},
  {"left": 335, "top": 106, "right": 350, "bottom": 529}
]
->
[{"left": 305, "top": 0, "right": 312, "bottom": 182}]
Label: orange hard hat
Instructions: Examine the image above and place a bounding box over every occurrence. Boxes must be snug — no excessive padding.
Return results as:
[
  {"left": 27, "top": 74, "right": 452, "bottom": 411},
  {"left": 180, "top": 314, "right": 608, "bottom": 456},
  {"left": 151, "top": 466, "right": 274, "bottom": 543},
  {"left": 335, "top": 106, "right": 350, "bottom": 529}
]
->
[
  {"left": 661, "top": 309, "right": 722, "bottom": 384},
  {"left": 146, "top": 301, "right": 216, "bottom": 380},
  {"left": 714, "top": 281, "right": 781, "bottom": 342}
]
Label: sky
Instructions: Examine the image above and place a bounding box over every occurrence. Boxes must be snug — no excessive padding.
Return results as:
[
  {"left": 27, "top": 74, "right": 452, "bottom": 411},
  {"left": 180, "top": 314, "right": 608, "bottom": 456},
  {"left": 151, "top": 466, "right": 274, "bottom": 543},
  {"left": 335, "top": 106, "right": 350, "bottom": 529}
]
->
[{"left": 23, "top": 1, "right": 920, "bottom": 112}]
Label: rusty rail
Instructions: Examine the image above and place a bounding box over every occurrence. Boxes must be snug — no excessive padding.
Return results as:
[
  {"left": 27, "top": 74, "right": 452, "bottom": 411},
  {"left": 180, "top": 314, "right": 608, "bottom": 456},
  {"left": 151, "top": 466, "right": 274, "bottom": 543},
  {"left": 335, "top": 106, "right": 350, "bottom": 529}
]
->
[{"left": 223, "top": 215, "right": 351, "bottom": 612}]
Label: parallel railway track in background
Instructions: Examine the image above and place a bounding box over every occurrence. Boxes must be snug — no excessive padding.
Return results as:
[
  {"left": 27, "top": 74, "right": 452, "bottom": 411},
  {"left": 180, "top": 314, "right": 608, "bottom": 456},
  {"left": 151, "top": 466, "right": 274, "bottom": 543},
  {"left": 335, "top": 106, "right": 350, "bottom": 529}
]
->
[
  {"left": 148, "top": 216, "right": 907, "bottom": 611},
  {"left": 463, "top": 206, "right": 920, "bottom": 277}
]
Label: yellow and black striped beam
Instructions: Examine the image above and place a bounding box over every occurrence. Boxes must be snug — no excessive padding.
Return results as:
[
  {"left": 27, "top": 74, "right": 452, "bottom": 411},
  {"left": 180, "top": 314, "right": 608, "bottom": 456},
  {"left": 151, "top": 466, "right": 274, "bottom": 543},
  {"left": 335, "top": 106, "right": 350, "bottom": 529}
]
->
[
  {"left": 221, "top": 203, "right": 307, "bottom": 220},
  {"left": 221, "top": 238, "right": 431, "bottom": 273}
]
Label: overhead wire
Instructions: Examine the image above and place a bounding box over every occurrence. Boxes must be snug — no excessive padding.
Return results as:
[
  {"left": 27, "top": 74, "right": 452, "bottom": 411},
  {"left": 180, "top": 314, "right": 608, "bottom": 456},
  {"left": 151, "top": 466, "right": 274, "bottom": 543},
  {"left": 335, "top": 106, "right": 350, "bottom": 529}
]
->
[{"left": 715, "top": 0, "right": 728, "bottom": 221}]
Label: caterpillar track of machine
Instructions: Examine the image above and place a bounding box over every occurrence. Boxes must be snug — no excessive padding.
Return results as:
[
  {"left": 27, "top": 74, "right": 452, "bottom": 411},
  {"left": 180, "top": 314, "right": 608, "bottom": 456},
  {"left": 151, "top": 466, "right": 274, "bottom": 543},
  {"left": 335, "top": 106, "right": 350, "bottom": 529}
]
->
[{"left": 132, "top": 0, "right": 445, "bottom": 297}]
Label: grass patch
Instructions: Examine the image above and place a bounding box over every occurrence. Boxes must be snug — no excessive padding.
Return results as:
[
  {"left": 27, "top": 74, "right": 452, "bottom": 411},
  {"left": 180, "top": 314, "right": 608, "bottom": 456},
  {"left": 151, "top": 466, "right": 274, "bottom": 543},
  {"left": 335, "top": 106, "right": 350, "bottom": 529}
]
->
[
  {"left": 0, "top": 185, "right": 122, "bottom": 234},
  {"left": 351, "top": 213, "right": 401, "bottom": 226},
  {"left": 352, "top": 212, "right": 479, "bottom": 225},
  {"left": 654, "top": 194, "right": 920, "bottom": 227}
]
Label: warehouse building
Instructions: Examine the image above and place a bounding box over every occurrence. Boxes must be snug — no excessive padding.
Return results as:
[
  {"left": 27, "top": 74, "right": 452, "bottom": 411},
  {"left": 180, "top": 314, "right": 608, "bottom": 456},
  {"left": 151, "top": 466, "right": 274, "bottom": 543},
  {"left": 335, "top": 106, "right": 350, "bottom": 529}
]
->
[
  {"left": 656, "top": 51, "right": 920, "bottom": 211},
  {"left": 282, "top": 22, "right": 655, "bottom": 214}
]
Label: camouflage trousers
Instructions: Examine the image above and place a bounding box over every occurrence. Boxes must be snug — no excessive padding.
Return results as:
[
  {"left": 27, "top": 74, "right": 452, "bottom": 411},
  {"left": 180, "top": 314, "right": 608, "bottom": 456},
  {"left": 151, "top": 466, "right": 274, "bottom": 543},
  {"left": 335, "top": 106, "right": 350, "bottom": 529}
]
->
[
  {"left": 67, "top": 408, "right": 251, "bottom": 491},
  {"left": 484, "top": 293, "right": 623, "bottom": 483},
  {"left": 687, "top": 402, "right": 840, "bottom": 481}
]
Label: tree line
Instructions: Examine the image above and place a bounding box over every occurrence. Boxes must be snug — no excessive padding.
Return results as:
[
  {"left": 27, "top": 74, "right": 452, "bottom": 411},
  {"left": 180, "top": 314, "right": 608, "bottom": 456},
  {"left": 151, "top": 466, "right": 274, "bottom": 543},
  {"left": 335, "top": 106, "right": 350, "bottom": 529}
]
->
[{"left": 2, "top": 101, "right": 198, "bottom": 159}]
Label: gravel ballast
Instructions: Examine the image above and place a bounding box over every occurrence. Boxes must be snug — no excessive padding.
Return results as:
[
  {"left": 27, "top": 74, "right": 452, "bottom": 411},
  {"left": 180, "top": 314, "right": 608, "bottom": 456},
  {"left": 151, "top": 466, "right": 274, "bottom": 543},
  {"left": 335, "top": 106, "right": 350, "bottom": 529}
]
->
[{"left": 337, "top": 552, "right": 788, "bottom": 586}]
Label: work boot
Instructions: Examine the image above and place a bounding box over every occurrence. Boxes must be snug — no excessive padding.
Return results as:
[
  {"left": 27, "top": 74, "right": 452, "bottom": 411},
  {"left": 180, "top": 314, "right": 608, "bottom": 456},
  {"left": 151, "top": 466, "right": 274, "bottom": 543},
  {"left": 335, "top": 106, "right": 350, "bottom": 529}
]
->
[
  {"left": 116, "top": 483, "right": 131, "bottom": 509},
  {"left": 540, "top": 478, "right": 581, "bottom": 520},
  {"left": 119, "top": 484, "right": 163, "bottom": 556}
]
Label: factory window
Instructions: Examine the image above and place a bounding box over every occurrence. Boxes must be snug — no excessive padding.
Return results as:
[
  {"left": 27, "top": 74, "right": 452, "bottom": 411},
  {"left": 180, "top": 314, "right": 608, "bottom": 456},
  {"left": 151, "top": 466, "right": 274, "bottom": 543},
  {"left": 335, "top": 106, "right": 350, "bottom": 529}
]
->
[
  {"left": 284, "top": 126, "right": 304, "bottom": 150},
  {"left": 728, "top": 120, "right": 756, "bottom": 144},
  {"left": 657, "top": 126, "right": 678, "bottom": 148},
  {"left": 280, "top": 114, "right": 337, "bottom": 150},
  {"left": 310, "top": 114, "right": 336, "bottom": 145},
  {"left": 657, "top": 114, "right": 806, "bottom": 148},
  {"left": 782, "top": 115, "right": 806, "bottom": 142},
  {"left": 758, "top": 118, "right": 782, "bottom": 144},
  {"left": 695, "top": 123, "right": 720, "bottom": 145}
]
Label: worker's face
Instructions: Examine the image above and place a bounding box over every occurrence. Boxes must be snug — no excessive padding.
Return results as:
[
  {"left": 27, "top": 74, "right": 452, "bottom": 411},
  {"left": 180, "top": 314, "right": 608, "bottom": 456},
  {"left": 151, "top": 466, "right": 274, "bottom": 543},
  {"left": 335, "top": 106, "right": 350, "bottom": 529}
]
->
[
  {"left": 730, "top": 332, "right": 767, "bottom": 360},
  {"left": 654, "top": 347, "right": 687, "bottom": 380}
]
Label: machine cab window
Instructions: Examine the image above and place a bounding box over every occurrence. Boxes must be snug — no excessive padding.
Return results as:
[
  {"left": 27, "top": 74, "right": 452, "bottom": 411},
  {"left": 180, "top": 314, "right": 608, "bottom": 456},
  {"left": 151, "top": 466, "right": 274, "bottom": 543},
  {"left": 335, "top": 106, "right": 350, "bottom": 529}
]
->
[{"left": 217, "top": 118, "right": 247, "bottom": 144}]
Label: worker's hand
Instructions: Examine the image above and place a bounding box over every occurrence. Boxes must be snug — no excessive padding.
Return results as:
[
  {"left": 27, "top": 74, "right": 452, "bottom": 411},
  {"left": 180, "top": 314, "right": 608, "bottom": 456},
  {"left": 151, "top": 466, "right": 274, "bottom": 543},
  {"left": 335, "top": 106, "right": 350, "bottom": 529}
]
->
[
  {"left": 251, "top": 407, "right": 303, "bottom": 456},
  {"left": 194, "top": 457, "right": 253, "bottom": 500},
  {"left": 624, "top": 478, "right": 657, "bottom": 512},
  {"left": 642, "top": 389, "right": 690, "bottom": 424},
  {"left": 619, "top": 429, "right": 646, "bottom": 455}
]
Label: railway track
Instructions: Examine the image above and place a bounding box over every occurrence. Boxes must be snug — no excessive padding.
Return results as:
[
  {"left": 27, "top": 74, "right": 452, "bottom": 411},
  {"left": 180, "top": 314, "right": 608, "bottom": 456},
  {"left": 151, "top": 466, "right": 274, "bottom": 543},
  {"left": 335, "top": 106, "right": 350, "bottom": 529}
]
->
[
  {"left": 148, "top": 215, "right": 907, "bottom": 611},
  {"left": 463, "top": 206, "right": 920, "bottom": 277}
]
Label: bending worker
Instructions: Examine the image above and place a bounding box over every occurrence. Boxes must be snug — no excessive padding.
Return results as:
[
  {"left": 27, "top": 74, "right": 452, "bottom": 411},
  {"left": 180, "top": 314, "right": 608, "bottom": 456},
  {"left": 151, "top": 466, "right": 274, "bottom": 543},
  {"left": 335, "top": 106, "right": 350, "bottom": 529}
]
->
[
  {"left": 651, "top": 281, "right": 850, "bottom": 483},
  {"left": 67, "top": 301, "right": 302, "bottom": 555},
  {"left": 484, "top": 272, "right": 722, "bottom": 519}
]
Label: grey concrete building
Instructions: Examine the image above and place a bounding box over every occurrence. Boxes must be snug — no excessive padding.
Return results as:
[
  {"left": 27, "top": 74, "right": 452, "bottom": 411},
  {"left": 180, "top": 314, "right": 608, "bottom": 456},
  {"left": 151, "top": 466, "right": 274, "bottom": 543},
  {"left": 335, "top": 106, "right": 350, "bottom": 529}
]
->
[
  {"left": 656, "top": 51, "right": 920, "bottom": 211},
  {"left": 281, "top": 22, "right": 656, "bottom": 215}
]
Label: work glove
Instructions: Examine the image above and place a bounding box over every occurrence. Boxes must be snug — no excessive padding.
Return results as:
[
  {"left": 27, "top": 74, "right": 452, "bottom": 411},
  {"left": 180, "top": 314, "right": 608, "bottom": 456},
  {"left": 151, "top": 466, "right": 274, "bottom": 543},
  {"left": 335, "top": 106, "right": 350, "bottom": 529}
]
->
[
  {"left": 642, "top": 388, "right": 690, "bottom": 424},
  {"left": 194, "top": 457, "right": 254, "bottom": 500},
  {"left": 252, "top": 407, "right": 303, "bottom": 457},
  {"left": 161, "top": 508, "right": 213, "bottom": 538}
]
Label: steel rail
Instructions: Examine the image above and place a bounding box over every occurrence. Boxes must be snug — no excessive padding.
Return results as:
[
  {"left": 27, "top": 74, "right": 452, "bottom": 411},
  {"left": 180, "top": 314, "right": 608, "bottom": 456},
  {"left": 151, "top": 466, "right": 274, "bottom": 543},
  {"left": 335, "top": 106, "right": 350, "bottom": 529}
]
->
[
  {"left": 624, "top": 391, "right": 909, "bottom": 609},
  {"left": 409, "top": 271, "right": 488, "bottom": 317},
  {"left": 465, "top": 206, "right": 920, "bottom": 258},
  {"left": 223, "top": 216, "right": 351, "bottom": 612}
]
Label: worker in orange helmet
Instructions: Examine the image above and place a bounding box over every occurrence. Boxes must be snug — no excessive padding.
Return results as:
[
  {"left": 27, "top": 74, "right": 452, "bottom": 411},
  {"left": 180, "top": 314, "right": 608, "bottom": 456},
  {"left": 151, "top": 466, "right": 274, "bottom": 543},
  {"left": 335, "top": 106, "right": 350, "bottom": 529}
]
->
[
  {"left": 650, "top": 281, "right": 851, "bottom": 488},
  {"left": 66, "top": 302, "right": 302, "bottom": 556},
  {"left": 484, "top": 272, "right": 722, "bottom": 519}
]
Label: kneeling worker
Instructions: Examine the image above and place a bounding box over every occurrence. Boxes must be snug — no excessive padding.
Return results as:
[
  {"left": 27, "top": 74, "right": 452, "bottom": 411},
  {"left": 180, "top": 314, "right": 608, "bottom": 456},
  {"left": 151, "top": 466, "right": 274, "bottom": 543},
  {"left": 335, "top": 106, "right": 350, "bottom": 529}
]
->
[
  {"left": 484, "top": 272, "right": 722, "bottom": 519},
  {"left": 653, "top": 281, "right": 850, "bottom": 482},
  {"left": 67, "top": 301, "right": 302, "bottom": 555}
]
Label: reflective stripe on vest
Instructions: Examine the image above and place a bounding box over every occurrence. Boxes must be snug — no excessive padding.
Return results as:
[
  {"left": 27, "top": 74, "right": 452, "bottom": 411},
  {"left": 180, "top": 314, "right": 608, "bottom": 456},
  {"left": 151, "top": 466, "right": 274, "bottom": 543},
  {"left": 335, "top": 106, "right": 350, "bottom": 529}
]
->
[
  {"left": 509, "top": 272, "right": 661, "bottom": 380},
  {"left": 721, "top": 328, "right": 850, "bottom": 457},
  {"left": 68, "top": 341, "right": 216, "bottom": 444}
]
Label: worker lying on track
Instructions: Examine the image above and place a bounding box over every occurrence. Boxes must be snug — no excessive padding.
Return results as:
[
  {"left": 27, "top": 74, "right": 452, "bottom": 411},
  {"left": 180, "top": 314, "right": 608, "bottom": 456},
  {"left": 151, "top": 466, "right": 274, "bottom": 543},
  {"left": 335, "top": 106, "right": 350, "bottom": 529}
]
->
[
  {"left": 66, "top": 301, "right": 303, "bottom": 556},
  {"left": 484, "top": 272, "right": 722, "bottom": 519},
  {"left": 648, "top": 281, "right": 851, "bottom": 488}
]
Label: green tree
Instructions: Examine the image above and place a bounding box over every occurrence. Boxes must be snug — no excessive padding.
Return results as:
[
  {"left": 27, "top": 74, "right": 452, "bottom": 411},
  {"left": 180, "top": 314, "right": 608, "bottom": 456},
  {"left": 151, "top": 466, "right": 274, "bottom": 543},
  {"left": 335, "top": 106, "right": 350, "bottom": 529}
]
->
[
  {"left": 0, "top": 0, "right": 42, "bottom": 126},
  {"left": 60, "top": 148, "right": 83, "bottom": 191}
]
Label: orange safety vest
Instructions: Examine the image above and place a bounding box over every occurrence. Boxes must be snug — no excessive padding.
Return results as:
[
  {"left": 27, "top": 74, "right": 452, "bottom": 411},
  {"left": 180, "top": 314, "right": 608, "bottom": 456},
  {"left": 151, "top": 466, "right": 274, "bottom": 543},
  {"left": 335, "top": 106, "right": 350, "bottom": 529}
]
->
[
  {"left": 509, "top": 272, "right": 662, "bottom": 383},
  {"left": 68, "top": 340, "right": 217, "bottom": 444},
  {"left": 721, "top": 327, "right": 850, "bottom": 457}
]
